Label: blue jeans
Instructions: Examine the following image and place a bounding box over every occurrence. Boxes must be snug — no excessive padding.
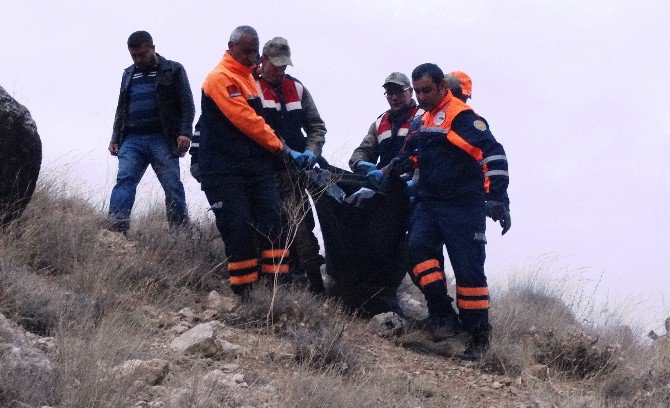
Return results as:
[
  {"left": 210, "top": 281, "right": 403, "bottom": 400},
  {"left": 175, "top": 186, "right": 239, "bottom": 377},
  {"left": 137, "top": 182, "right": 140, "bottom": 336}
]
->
[{"left": 109, "top": 134, "right": 188, "bottom": 232}]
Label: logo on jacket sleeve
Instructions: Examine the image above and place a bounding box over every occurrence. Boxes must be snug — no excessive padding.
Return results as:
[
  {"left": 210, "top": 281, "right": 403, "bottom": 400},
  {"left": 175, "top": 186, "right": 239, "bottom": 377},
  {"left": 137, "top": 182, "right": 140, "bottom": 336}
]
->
[
  {"left": 473, "top": 119, "right": 487, "bottom": 131},
  {"left": 434, "top": 111, "right": 446, "bottom": 126},
  {"left": 227, "top": 84, "right": 242, "bottom": 98}
]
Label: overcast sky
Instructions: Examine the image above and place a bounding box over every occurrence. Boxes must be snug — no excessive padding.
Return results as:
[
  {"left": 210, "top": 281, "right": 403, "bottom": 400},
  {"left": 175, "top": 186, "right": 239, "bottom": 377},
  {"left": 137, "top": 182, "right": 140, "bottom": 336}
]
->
[{"left": 2, "top": 1, "right": 668, "bottom": 332}]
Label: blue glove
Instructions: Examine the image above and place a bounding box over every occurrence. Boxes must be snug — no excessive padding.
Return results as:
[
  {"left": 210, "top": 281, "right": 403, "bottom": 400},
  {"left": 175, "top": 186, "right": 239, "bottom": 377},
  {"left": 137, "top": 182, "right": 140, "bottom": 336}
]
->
[
  {"left": 366, "top": 169, "right": 384, "bottom": 188},
  {"left": 355, "top": 161, "right": 377, "bottom": 174},
  {"left": 289, "top": 149, "right": 302, "bottom": 162},
  {"left": 406, "top": 179, "right": 416, "bottom": 194},
  {"left": 299, "top": 149, "right": 317, "bottom": 168}
]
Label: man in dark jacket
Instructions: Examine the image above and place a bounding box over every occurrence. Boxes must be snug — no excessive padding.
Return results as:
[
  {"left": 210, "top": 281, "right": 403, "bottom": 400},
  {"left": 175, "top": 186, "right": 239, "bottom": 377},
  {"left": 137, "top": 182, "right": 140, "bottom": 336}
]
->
[
  {"left": 107, "top": 31, "right": 195, "bottom": 233},
  {"left": 401, "top": 63, "right": 511, "bottom": 360}
]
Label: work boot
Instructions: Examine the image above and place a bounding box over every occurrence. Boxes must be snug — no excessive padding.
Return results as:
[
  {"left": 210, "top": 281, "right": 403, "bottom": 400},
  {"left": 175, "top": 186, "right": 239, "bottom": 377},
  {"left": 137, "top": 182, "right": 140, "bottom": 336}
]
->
[
  {"left": 306, "top": 267, "right": 325, "bottom": 294},
  {"left": 417, "top": 308, "right": 462, "bottom": 341},
  {"left": 459, "top": 330, "right": 491, "bottom": 361}
]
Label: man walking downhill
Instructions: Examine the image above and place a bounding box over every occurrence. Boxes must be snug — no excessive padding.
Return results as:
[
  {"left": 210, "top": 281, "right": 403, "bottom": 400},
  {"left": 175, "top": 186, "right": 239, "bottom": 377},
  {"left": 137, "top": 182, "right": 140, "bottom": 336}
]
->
[
  {"left": 198, "top": 26, "right": 304, "bottom": 296},
  {"left": 107, "top": 31, "right": 194, "bottom": 233},
  {"left": 400, "top": 63, "right": 511, "bottom": 360},
  {"left": 257, "top": 37, "right": 327, "bottom": 293}
]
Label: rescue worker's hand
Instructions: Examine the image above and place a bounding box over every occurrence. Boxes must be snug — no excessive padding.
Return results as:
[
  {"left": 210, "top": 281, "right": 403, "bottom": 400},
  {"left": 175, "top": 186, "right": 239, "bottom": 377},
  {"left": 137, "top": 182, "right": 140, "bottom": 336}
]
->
[
  {"left": 486, "top": 201, "right": 511, "bottom": 235},
  {"left": 108, "top": 143, "right": 119, "bottom": 156},
  {"left": 366, "top": 169, "right": 384, "bottom": 188},
  {"left": 190, "top": 163, "right": 201, "bottom": 183},
  {"left": 355, "top": 161, "right": 377, "bottom": 174},
  {"left": 177, "top": 135, "right": 191, "bottom": 154}
]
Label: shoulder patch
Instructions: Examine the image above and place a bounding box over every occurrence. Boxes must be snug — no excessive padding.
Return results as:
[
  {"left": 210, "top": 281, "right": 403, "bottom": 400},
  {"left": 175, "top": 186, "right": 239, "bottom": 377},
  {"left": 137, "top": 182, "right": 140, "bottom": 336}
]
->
[
  {"left": 473, "top": 119, "right": 487, "bottom": 131},
  {"left": 434, "top": 111, "right": 446, "bottom": 126},
  {"left": 227, "top": 84, "right": 242, "bottom": 98}
]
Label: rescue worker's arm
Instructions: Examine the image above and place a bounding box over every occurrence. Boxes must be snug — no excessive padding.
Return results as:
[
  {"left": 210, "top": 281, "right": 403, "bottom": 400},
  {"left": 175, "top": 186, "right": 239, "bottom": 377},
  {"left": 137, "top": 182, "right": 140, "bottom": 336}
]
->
[
  {"left": 348, "top": 122, "right": 379, "bottom": 172},
  {"left": 449, "top": 111, "right": 509, "bottom": 204},
  {"left": 189, "top": 118, "right": 201, "bottom": 181},
  {"left": 203, "top": 74, "right": 284, "bottom": 154},
  {"left": 301, "top": 86, "right": 326, "bottom": 157}
]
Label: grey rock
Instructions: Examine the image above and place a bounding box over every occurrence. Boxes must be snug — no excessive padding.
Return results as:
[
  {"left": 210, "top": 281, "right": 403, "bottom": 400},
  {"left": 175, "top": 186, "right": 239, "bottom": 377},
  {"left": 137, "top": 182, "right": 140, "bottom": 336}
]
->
[
  {"left": 170, "top": 322, "right": 222, "bottom": 357},
  {"left": 110, "top": 358, "right": 170, "bottom": 387},
  {"left": 368, "top": 312, "right": 407, "bottom": 337},
  {"left": 0, "top": 314, "right": 55, "bottom": 405},
  {"left": 178, "top": 307, "right": 196, "bottom": 320},
  {"left": 0, "top": 85, "right": 42, "bottom": 226}
]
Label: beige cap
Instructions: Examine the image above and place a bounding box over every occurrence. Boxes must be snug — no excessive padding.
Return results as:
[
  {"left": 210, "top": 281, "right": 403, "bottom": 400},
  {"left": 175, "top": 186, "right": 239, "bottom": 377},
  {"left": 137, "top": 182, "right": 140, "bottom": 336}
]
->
[{"left": 263, "top": 37, "right": 293, "bottom": 66}]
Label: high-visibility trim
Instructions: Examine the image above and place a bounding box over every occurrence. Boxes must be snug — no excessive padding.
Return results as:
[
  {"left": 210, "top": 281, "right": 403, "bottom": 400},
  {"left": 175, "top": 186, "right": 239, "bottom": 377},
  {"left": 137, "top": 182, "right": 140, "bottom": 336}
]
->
[
  {"left": 262, "top": 264, "right": 290, "bottom": 273},
  {"left": 420, "top": 126, "right": 448, "bottom": 134},
  {"left": 457, "top": 286, "right": 490, "bottom": 296},
  {"left": 412, "top": 259, "right": 440, "bottom": 277},
  {"left": 447, "top": 131, "right": 483, "bottom": 161},
  {"left": 480, "top": 155, "right": 507, "bottom": 165},
  {"left": 261, "top": 249, "right": 290, "bottom": 258},
  {"left": 228, "top": 259, "right": 258, "bottom": 270},
  {"left": 457, "top": 299, "right": 490, "bottom": 309},
  {"left": 285, "top": 101, "right": 302, "bottom": 111},
  {"left": 377, "top": 129, "right": 392, "bottom": 143},
  {"left": 230, "top": 272, "right": 258, "bottom": 285},
  {"left": 484, "top": 170, "right": 509, "bottom": 177},
  {"left": 419, "top": 272, "right": 444, "bottom": 287}
]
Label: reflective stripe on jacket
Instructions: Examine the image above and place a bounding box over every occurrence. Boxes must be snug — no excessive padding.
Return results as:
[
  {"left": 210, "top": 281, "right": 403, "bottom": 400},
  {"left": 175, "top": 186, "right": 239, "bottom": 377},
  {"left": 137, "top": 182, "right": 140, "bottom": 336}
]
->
[
  {"left": 256, "top": 74, "right": 326, "bottom": 155},
  {"left": 402, "top": 91, "right": 509, "bottom": 204}
]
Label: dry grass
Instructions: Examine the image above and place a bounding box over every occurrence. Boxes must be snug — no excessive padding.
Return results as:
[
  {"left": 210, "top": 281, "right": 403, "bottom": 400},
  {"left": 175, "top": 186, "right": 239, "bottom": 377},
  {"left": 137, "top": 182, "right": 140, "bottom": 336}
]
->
[{"left": 1, "top": 180, "right": 670, "bottom": 407}]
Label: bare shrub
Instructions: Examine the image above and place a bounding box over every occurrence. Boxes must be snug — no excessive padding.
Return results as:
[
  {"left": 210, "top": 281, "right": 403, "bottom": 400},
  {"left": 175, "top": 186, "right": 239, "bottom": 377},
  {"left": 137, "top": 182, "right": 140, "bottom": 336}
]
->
[
  {"left": 2, "top": 181, "right": 104, "bottom": 275},
  {"left": 230, "top": 284, "right": 358, "bottom": 372},
  {"left": 54, "top": 295, "right": 153, "bottom": 407}
]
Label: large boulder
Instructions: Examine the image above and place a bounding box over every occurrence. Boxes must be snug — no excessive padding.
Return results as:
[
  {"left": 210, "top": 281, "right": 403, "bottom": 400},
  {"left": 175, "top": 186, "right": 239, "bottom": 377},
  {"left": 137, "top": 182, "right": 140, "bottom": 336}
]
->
[{"left": 0, "top": 85, "right": 42, "bottom": 226}]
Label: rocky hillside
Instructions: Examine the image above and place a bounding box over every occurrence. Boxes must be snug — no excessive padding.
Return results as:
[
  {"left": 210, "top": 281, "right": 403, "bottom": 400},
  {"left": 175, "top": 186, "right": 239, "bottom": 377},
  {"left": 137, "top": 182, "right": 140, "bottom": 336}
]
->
[{"left": 1, "top": 181, "right": 669, "bottom": 407}]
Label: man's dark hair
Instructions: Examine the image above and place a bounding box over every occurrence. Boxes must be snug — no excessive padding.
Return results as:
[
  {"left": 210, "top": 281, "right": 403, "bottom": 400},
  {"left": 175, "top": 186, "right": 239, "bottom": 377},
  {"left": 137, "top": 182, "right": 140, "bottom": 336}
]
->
[
  {"left": 412, "top": 63, "right": 444, "bottom": 85},
  {"left": 127, "top": 31, "right": 153, "bottom": 48}
]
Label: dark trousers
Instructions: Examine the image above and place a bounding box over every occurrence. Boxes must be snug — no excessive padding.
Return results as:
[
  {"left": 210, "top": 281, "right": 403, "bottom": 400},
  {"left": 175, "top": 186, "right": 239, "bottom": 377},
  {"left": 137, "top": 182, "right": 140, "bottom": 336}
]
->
[
  {"left": 203, "top": 177, "right": 289, "bottom": 294},
  {"left": 408, "top": 201, "right": 490, "bottom": 334},
  {"left": 276, "top": 167, "right": 324, "bottom": 272}
]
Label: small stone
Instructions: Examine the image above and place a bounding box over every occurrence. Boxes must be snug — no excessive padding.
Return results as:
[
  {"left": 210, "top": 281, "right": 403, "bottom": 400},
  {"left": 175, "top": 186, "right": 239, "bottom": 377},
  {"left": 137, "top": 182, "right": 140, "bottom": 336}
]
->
[
  {"left": 207, "top": 291, "right": 224, "bottom": 309},
  {"left": 170, "top": 322, "right": 222, "bottom": 357},
  {"left": 169, "top": 322, "right": 192, "bottom": 335},
  {"left": 110, "top": 358, "right": 169, "bottom": 387},
  {"left": 201, "top": 309, "right": 218, "bottom": 321},
  {"left": 178, "top": 307, "right": 196, "bottom": 320},
  {"left": 491, "top": 381, "right": 504, "bottom": 389},
  {"left": 367, "top": 312, "right": 408, "bottom": 337},
  {"left": 219, "top": 296, "right": 239, "bottom": 313},
  {"left": 33, "top": 337, "right": 56, "bottom": 353},
  {"left": 219, "top": 339, "right": 242, "bottom": 355}
]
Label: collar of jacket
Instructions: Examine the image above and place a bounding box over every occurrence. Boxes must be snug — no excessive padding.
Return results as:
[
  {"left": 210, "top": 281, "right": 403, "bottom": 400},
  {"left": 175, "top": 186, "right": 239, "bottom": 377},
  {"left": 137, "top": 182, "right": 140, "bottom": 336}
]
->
[
  {"left": 222, "top": 51, "right": 255, "bottom": 76},
  {"left": 124, "top": 54, "right": 166, "bottom": 74},
  {"left": 387, "top": 99, "right": 417, "bottom": 123},
  {"left": 430, "top": 90, "right": 454, "bottom": 115}
]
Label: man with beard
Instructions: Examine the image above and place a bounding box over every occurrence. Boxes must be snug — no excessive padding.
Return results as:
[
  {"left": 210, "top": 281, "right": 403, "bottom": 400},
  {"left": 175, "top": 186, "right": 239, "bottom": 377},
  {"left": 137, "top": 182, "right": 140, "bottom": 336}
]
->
[{"left": 400, "top": 63, "right": 511, "bottom": 360}]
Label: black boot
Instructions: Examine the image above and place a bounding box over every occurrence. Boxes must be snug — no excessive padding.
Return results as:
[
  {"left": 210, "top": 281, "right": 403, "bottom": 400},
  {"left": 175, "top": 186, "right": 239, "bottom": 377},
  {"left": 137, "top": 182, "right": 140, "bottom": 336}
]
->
[
  {"left": 306, "top": 267, "right": 325, "bottom": 294},
  {"left": 459, "top": 330, "right": 491, "bottom": 361},
  {"left": 429, "top": 306, "right": 462, "bottom": 341}
]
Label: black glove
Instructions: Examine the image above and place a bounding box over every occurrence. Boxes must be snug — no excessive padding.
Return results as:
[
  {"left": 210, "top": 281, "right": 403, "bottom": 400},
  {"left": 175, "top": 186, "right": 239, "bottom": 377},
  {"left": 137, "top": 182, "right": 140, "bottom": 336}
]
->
[{"left": 486, "top": 201, "right": 511, "bottom": 235}]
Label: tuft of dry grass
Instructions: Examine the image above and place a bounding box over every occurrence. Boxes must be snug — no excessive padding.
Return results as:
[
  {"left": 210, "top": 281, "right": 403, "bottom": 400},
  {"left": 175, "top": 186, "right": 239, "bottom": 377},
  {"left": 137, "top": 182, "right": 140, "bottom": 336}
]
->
[{"left": 228, "top": 283, "right": 358, "bottom": 373}]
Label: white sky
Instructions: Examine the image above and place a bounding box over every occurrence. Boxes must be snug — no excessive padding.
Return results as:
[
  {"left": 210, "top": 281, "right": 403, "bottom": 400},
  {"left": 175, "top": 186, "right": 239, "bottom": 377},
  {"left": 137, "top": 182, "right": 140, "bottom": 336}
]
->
[{"left": 2, "top": 1, "right": 669, "bottom": 332}]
